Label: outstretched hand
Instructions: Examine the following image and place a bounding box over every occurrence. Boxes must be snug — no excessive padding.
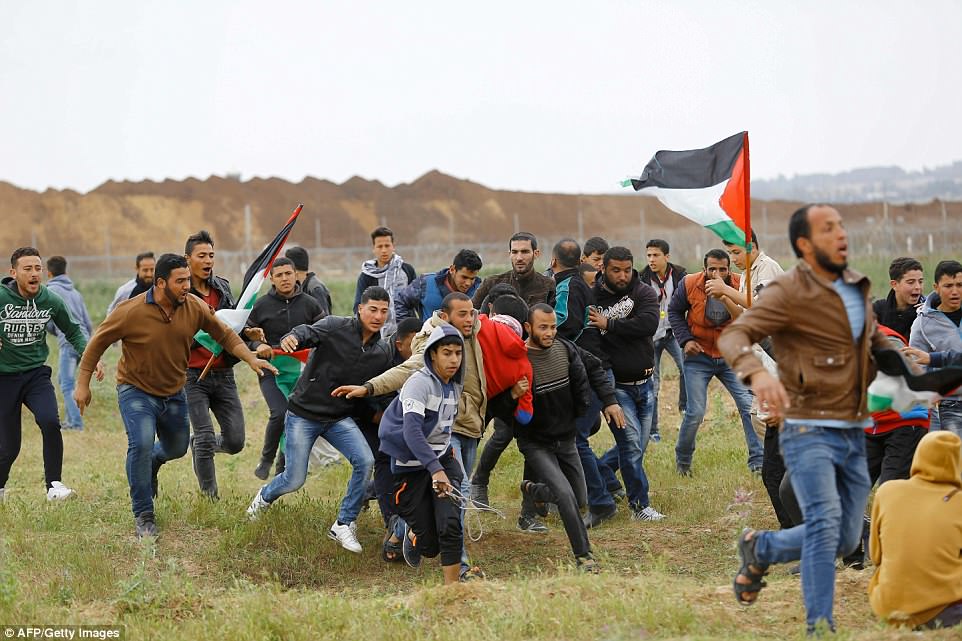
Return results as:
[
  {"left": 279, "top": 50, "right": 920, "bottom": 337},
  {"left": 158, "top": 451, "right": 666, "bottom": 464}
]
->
[
  {"left": 248, "top": 357, "right": 278, "bottom": 377},
  {"left": 280, "top": 334, "right": 299, "bottom": 353},
  {"left": 331, "top": 385, "right": 369, "bottom": 399}
]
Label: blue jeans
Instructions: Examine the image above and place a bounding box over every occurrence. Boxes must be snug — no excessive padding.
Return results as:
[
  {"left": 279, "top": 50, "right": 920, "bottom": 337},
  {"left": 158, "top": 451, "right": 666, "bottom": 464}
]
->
[
  {"left": 753, "top": 424, "right": 871, "bottom": 631},
  {"left": 649, "top": 332, "right": 686, "bottom": 435},
  {"left": 262, "top": 412, "right": 374, "bottom": 525},
  {"left": 938, "top": 400, "right": 962, "bottom": 437},
  {"left": 675, "top": 353, "right": 763, "bottom": 471},
  {"left": 575, "top": 369, "right": 618, "bottom": 512},
  {"left": 117, "top": 384, "right": 190, "bottom": 517},
  {"left": 58, "top": 346, "right": 83, "bottom": 429},
  {"left": 450, "top": 433, "right": 479, "bottom": 570},
  {"left": 599, "top": 381, "right": 654, "bottom": 509}
]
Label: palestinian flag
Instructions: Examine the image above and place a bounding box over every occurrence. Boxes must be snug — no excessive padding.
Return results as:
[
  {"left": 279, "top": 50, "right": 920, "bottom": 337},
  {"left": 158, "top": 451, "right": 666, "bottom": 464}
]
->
[
  {"left": 622, "top": 131, "right": 751, "bottom": 247},
  {"left": 272, "top": 348, "right": 310, "bottom": 397},
  {"left": 194, "top": 203, "right": 304, "bottom": 355}
]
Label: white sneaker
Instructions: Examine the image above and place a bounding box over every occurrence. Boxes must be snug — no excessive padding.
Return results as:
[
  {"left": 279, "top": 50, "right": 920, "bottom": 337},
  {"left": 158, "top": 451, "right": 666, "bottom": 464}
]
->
[
  {"left": 328, "top": 520, "right": 363, "bottom": 553},
  {"left": 632, "top": 505, "right": 666, "bottom": 521},
  {"left": 246, "top": 488, "right": 270, "bottom": 520},
  {"left": 46, "top": 481, "right": 74, "bottom": 501}
]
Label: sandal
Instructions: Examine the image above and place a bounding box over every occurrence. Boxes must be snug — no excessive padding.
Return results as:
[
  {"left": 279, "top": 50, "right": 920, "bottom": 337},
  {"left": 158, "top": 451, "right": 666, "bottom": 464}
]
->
[
  {"left": 381, "top": 515, "right": 403, "bottom": 563},
  {"left": 733, "top": 528, "right": 769, "bottom": 605}
]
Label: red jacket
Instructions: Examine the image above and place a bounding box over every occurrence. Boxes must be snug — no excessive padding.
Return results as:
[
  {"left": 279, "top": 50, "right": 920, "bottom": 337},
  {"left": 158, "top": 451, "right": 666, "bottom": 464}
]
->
[{"left": 477, "top": 314, "right": 533, "bottom": 423}]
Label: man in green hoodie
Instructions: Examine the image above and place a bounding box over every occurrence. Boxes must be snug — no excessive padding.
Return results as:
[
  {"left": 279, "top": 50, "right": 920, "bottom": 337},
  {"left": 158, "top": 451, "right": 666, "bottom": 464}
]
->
[{"left": 0, "top": 247, "right": 103, "bottom": 502}]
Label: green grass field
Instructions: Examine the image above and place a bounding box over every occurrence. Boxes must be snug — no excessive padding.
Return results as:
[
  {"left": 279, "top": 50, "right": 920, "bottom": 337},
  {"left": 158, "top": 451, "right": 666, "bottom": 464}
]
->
[{"left": 0, "top": 258, "right": 954, "bottom": 640}]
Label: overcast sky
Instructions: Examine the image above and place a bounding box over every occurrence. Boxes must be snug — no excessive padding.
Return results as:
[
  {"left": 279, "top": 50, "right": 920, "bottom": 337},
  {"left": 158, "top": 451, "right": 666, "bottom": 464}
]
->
[{"left": 1, "top": 1, "right": 959, "bottom": 194}]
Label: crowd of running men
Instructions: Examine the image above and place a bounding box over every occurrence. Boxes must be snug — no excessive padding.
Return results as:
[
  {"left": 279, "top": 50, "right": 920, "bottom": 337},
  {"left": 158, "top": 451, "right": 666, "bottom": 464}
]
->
[{"left": 3, "top": 207, "right": 962, "bottom": 631}]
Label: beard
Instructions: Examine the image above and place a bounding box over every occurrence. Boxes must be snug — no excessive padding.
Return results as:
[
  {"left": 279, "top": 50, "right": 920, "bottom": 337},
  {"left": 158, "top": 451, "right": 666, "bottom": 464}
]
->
[
  {"left": 814, "top": 246, "right": 847, "bottom": 276},
  {"left": 163, "top": 287, "right": 185, "bottom": 307}
]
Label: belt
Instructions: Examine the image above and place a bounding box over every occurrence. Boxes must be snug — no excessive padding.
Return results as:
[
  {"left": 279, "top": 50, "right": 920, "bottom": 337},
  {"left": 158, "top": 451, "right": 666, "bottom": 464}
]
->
[{"left": 616, "top": 369, "right": 653, "bottom": 386}]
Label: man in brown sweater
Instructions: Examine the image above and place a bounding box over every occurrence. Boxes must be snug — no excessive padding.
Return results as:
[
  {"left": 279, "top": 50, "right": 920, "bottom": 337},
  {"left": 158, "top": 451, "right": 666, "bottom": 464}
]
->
[{"left": 75, "top": 254, "right": 275, "bottom": 538}]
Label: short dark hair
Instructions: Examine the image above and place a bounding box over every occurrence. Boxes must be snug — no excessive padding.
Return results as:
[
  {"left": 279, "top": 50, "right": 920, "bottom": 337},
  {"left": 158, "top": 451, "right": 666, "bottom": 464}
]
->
[
  {"left": 452, "top": 249, "right": 482, "bottom": 272},
  {"left": 553, "top": 238, "right": 581, "bottom": 269},
  {"left": 703, "top": 249, "right": 730, "bottom": 268},
  {"left": 428, "top": 334, "right": 463, "bottom": 354},
  {"left": 646, "top": 239, "right": 670, "bottom": 255},
  {"left": 441, "top": 292, "right": 472, "bottom": 313},
  {"left": 509, "top": 232, "right": 538, "bottom": 251},
  {"left": 185, "top": 230, "right": 214, "bottom": 256},
  {"left": 10, "top": 247, "right": 40, "bottom": 268},
  {"left": 722, "top": 229, "right": 759, "bottom": 248},
  {"left": 135, "top": 251, "right": 155, "bottom": 267},
  {"left": 578, "top": 263, "right": 597, "bottom": 276},
  {"left": 285, "top": 246, "right": 309, "bottom": 271},
  {"left": 788, "top": 204, "right": 824, "bottom": 258},
  {"left": 360, "top": 285, "right": 390, "bottom": 305},
  {"left": 889, "top": 257, "right": 923, "bottom": 281},
  {"left": 603, "top": 246, "right": 633, "bottom": 267},
  {"left": 583, "top": 237, "right": 609, "bottom": 257},
  {"left": 270, "top": 257, "right": 295, "bottom": 273},
  {"left": 46, "top": 256, "right": 67, "bottom": 276},
  {"left": 395, "top": 317, "right": 423, "bottom": 340},
  {"left": 528, "top": 302, "right": 556, "bottom": 322},
  {"left": 371, "top": 226, "right": 395, "bottom": 243},
  {"left": 934, "top": 260, "right": 962, "bottom": 284},
  {"left": 155, "top": 253, "right": 189, "bottom": 282},
  {"left": 492, "top": 294, "right": 529, "bottom": 325}
]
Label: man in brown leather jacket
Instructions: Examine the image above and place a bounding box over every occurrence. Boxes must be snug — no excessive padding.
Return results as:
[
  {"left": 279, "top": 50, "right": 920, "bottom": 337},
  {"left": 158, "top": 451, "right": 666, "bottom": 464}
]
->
[{"left": 720, "top": 204, "right": 889, "bottom": 634}]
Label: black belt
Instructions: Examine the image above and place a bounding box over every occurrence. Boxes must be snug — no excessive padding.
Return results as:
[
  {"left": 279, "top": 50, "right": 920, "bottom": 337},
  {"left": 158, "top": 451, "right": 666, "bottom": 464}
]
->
[{"left": 616, "top": 369, "right": 653, "bottom": 386}]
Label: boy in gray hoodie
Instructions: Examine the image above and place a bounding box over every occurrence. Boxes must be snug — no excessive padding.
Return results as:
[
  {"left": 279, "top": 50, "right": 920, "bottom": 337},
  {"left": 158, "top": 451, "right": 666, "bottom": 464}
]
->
[
  {"left": 45, "top": 256, "right": 94, "bottom": 430},
  {"left": 378, "top": 324, "right": 465, "bottom": 585}
]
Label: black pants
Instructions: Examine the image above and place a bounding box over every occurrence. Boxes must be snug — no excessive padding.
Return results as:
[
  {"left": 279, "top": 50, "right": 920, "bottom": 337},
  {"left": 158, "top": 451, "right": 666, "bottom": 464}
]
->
[
  {"left": 185, "top": 368, "right": 245, "bottom": 497},
  {"left": 258, "top": 373, "right": 288, "bottom": 464},
  {"left": 865, "top": 426, "right": 926, "bottom": 486},
  {"left": 0, "top": 366, "right": 63, "bottom": 489},
  {"left": 761, "top": 424, "right": 795, "bottom": 529},
  {"left": 517, "top": 437, "right": 591, "bottom": 558},
  {"left": 359, "top": 418, "right": 395, "bottom": 527},
  {"left": 471, "top": 417, "right": 513, "bottom": 486},
  {"left": 392, "top": 452, "right": 464, "bottom": 566}
]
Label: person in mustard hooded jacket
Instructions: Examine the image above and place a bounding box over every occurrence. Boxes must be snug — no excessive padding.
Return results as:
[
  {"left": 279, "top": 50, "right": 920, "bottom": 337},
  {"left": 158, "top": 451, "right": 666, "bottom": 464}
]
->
[{"left": 869, "top": 430, "right": 962, "bottom": 629}]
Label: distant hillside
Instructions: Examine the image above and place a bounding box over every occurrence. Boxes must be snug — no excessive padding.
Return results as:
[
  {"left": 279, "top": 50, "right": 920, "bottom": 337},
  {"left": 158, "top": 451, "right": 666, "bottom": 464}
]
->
[{"left": 753, "top": 161, "right": 962, "bottom": 203}]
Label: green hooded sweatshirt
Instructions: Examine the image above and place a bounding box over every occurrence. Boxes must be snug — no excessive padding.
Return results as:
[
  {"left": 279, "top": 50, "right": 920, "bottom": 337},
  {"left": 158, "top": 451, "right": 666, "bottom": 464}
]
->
[{"left": 0, "top": 279, "right": 87, "bottom": 374}]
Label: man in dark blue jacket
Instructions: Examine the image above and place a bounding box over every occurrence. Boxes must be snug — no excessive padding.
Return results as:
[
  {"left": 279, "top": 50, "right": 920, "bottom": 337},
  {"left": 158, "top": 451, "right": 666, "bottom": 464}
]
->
[
  {"left": 246, "top": 286, "right": 394, "bottom": 555},
  {"left": 394, "top": 249, "right": 482, "bottom": 321}
]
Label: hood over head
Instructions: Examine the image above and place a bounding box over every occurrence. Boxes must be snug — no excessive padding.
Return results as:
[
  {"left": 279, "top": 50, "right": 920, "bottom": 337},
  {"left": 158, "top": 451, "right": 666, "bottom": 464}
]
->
[
  {"left": 911, "top": 431, "right": 962, "bottom": 487},
  {"left": 423, "top": 324, "right": 465, "bottom": 385}
]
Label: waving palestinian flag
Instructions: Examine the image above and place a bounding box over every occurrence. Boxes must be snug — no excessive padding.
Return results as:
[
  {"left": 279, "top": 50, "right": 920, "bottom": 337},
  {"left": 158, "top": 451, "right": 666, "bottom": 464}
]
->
[
  {"left": 622, "top": 131, "right": 751, "bottom": 247},
  {"left": 194, "top": 203, "right": 303, "bottom": 356}
]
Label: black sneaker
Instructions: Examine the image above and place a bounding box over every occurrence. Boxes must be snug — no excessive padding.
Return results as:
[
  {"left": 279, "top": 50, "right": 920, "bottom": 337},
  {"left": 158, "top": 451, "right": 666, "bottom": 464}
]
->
[
  {"left": 135, "top": 512, "right": 158, "bottom": 539},
  {"left": 517, "top": 514, "right": 549, "bottom": 534},
  {"left": 470, "top": 483, "right": 489, "bottom": 508},
  {"left": 254, "top": 457, "right": 273, "bottom": 481},
  {"left": 583, "top": 504, "right": 617, "bottom": 529}
]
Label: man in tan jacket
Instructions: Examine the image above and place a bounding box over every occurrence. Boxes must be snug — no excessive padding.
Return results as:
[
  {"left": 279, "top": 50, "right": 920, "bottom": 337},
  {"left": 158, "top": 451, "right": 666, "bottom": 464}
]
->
[
  {"left": 869, "top": 430, "right": 962, "bottom": 629},
  {"left": 719, "top": 205, "right": 890, "bottom": 634}
]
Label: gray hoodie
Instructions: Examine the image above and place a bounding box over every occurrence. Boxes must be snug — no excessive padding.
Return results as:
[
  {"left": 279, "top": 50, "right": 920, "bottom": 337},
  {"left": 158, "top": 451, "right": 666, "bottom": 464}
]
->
[
  {"left": 910, "top": 291, "right": 962, "bottom": 399},
  {"left": 45, "top": 275, "right": 93, "bottom": 354}
]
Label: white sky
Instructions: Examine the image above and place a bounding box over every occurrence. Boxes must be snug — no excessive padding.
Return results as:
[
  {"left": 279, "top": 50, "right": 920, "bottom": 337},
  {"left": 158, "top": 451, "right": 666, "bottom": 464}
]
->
[{"left": 1, "top": 0, "right": 959, "bottom": 194}]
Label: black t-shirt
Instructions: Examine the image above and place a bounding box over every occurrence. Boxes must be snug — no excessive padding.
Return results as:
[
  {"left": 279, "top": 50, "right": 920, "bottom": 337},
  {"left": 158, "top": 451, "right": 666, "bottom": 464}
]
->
[{"left": 946, "top": 308, "right": 962, "bottom": 327}]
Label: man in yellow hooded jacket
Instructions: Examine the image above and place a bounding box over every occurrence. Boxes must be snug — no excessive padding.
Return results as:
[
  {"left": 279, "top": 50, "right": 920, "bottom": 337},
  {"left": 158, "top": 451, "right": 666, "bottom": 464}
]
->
[{"left": 869, "top": 430, "right": 962, "bottom": 629}]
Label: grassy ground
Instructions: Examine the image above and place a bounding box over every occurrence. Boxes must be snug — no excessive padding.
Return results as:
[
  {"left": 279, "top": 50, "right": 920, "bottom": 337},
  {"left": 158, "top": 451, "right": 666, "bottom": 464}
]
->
[{"left": 0, "top": 262, "right": 951, "bottom": 640}]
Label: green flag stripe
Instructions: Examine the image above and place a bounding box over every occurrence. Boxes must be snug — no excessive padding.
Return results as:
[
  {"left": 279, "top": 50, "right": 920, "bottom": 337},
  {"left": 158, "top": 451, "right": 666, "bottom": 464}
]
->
[{"left": 705, "top": 219, "right": 746, "bottom": 246}]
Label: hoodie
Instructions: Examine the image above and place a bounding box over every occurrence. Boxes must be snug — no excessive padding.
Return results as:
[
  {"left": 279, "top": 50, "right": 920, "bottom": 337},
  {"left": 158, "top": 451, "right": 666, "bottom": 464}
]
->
[
  {"left": 909, "top": 292, "right": 962, "bottom": 399},
  {"left": 45, "top": 275, "right": 93, "bottom": 354},
  {"left": 477, "top": 313, "right": 533, "bottom": 423},
  {"left": 868, "top": 431, "right": 962, "bottom": 627},
  {"left": 592, "top": 269, "right": 660, "bottom": 382},
  {"left": 0, "top": 280, "right": 87, "bottom": 374},
  {"left": 378, "top": 325, "right": 465, "bottom": 474}
]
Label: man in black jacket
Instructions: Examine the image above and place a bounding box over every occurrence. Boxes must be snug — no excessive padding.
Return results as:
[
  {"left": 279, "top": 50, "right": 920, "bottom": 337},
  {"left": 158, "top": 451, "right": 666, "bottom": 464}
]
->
[
  {"left": 873, "top": 257, "right": 924, "bottom": 340},
  {"left": 639, "top": 239, "right": 688, "bottom": 442},
  {"left": 590, "top": 247, "right": 666, "bottom": 521},
  {"left": 285, "top": 246, "right": 332, "bottom": 318},
  {"left": 183, "top": 230, "right": 255, "bottom": 499},
  {"left": 244, "top": 257, "right": 325, "bottom": 480},
  {"left": 246, "top": 286, "right": 394, "bottom": 555},
  {"left": 511, "top": 304, "right": 621, "bottom": 571}
]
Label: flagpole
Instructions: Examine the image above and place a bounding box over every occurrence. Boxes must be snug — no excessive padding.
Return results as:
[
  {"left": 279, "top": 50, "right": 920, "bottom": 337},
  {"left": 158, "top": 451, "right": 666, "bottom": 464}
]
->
[{"left": 742, "top": 132, "right": 753, "bottom": 309}]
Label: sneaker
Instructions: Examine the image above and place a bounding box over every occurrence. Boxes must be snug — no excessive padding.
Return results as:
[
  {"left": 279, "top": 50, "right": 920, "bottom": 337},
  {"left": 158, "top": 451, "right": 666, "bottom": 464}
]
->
[
  {"left": 329, "top": 521, "right": 363, "bottom": 554},
  {"left": 246, "top": 488, "right": 270, "bottom": 520},
  {"left": 135, "top": 512, "right": 158, "bottom": 539},
  {"left": 576, "top": 554, "right": 601, "bottom": 574},
  {"left": 632, "top": 505, "right": 666, "bottom": 521},
  {"left": 517, "top": 514, "right": 549, "bottom": 534},
  {"left": 46, "top": 481, "right": 74, "bottom": 501},
  {"left": 676, "top": 464, "right": 692, "bottom": 477},
  {"left": 254, "top": 457, "right": 273, "bottom": 481},
  {"left": 520, "top": 480, "right": 550, "bottom": 518},
  {"left": 650, "top": 431, "right": 662, "bottom": 443},
  {"left": 459, "top": 565, "right": 486, "bottom": 582},
  {"left": 401, "top": 522, "right": 421, "bottom": 568},
  {"left": 583, "top": 504, "right": 617, "bottom": 529},
  {"left": 470, "top": 483, "right": 489, "bottom": 508}
]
